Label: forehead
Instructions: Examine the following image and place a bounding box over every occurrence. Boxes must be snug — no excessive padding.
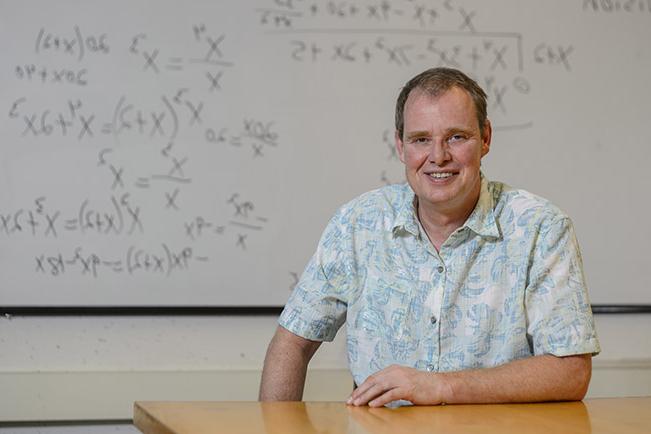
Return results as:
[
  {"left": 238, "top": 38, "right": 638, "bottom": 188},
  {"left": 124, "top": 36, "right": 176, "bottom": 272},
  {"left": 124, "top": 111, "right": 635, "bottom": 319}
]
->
[{"left": 403, "top": 86, "right": 479, "bottom": 129}]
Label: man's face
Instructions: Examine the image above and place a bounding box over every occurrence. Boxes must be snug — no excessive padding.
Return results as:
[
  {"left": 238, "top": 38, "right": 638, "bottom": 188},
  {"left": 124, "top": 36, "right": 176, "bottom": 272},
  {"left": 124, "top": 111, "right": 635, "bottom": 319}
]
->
[{"left": 395, "top": 86, "right": 491, "bottom": 214}]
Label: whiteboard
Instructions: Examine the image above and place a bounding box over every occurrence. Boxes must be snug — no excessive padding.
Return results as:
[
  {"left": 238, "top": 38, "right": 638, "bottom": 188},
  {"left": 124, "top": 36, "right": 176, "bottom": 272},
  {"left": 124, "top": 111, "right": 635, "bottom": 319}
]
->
[{"left": 1, "top": 0, "right": 649, "bottom": 306}]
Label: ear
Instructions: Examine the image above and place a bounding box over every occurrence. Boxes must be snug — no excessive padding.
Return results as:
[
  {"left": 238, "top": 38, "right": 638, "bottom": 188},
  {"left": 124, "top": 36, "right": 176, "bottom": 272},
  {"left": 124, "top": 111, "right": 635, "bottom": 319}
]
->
[
  {"left": 480, "top": 119, "right": 492, "bottom": 157},
  {"left": 394, "top": 130, "right": 406, "bottom": 164}
]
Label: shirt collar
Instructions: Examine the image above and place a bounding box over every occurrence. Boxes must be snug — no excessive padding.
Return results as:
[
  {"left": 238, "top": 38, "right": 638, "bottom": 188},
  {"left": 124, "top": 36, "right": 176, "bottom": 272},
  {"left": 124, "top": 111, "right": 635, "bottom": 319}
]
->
[
  {"left": 392, "top": 173, "right": 501, "bottom": 240},
  {"left": 463, "top": 174, "right": 501, "bottom": 239},
  {"left": 393, "top": 185, "right": 420, "bottom": 237}
]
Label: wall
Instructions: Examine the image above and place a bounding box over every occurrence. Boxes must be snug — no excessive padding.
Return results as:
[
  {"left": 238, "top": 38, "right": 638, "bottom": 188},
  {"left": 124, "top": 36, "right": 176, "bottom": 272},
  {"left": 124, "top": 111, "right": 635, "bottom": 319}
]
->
[{"left": 2, "top": 314, "right": 650, "bottom": 421}]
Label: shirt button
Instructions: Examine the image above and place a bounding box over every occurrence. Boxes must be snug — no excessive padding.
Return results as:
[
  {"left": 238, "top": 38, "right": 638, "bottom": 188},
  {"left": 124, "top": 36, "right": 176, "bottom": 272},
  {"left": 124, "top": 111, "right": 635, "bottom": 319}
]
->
[
  {"left": 430, "top": 316, "right": 437, "bottom": 325},
  {"left": 437, "top": 266, "right": 444, "bottom": 273},
  {"left": 427, "top": 364, "right": 435, "bottom": 372}
]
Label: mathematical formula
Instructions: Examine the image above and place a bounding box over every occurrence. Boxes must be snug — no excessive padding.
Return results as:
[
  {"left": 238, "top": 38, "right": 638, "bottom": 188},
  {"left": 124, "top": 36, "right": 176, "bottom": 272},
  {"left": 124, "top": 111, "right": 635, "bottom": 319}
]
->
[{"left": 35, "top": 244, "right": 205, "bottom": 278}]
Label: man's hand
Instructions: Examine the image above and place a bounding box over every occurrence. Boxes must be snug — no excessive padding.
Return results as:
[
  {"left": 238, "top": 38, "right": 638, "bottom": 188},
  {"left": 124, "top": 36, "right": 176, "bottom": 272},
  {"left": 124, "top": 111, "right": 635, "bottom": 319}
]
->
[{"left": 347, "top": 365, "right": 448, "bottom": 407}]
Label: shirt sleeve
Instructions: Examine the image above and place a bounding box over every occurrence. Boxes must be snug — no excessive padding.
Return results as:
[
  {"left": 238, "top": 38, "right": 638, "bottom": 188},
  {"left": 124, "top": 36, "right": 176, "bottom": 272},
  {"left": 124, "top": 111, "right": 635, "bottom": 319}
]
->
[
  {"left": 278, "top": 206, "right": 354, "bottom": 342},
  {"left": 525, "top": 216, "right": 601, "bottom": 357}
]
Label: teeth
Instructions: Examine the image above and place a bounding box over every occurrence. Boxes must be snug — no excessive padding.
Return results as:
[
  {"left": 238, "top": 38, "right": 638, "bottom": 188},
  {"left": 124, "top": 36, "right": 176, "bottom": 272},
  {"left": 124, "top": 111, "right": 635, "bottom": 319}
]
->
[{"left": 429, "top": 172, "right": 454, "bottom": 179}]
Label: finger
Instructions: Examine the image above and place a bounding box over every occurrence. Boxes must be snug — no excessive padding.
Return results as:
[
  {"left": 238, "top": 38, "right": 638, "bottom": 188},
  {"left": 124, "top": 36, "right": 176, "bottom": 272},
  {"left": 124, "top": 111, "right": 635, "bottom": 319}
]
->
[
  {"left": 348, "top": 374, "right": 381, "bottom": 402},
  {"left": 351, "top": 382, "right": 391, "bottom": 406},
  {"left": 350, "top": 381, "right": 384, "bottom": 406},
  {"left": 368, "top": 387, "right": 403, "bottom": 408},
  {"left": 347, "top": 383, "right": 366, "bottom": 404},
  {"left": 348, "top": 365, "right": 406, "bottom": 404}
]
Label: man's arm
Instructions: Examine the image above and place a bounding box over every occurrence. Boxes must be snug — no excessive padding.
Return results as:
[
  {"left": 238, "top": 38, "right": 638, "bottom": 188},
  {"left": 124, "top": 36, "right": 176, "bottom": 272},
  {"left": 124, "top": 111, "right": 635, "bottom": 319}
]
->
[
  {"left": 259, "top": 325, "right": 322, "bottom": 401},
  {"left": 348, "top": 353, "right": 591, "bottom": 407}
]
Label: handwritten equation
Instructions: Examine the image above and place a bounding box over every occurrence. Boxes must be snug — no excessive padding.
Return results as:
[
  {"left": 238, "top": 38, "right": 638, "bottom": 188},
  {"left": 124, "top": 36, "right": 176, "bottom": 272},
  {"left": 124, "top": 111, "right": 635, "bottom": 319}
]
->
[
  {"left": 0, "top": 195, "right": 143, "bottom": 238},
  {"left": 35, "top": 244, "right": 206, "bottom": 278},
  {"left": 257, "top": 0, "right": 479, "bottom": 29},
  {"left": 1, "top": 191, "right": 266, "bottom": 247}
]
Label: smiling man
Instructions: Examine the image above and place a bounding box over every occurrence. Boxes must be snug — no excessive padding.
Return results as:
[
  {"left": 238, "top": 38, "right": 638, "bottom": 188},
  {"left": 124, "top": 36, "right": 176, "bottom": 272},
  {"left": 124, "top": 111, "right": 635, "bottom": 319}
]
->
[{"left": 259, "top": 68, "right": 600, "bottom": 407}]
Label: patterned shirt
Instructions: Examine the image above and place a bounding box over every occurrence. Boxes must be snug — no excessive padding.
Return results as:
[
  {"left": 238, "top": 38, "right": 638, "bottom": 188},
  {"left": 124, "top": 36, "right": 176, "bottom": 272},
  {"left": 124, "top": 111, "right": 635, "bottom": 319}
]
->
[{"left": 279, "top": 175, "right": 600, "bottom": 387}]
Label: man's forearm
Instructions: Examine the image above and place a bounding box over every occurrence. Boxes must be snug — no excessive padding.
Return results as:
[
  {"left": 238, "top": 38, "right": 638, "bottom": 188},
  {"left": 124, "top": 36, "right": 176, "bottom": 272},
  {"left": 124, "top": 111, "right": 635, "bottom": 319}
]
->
[
  {"left": 259, "top": 343, "right": 309, "bottom": 401},
  {"left": 440, "top": 354, "right": 592, "bottom": 404},
  {"left": 349, "top": 353, "right": 592, "bottom": 407},
  {"left": 259, "top": 326, "right": 321, "bottom": 401}
]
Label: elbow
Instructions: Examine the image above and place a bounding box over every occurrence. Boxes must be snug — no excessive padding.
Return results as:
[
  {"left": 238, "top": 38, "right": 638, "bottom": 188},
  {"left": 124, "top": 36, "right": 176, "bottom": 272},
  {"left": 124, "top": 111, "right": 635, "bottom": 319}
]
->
[
  {"left": 572, "top": 368, "right": 591, "bottom": 401},
  {"left": 562, "top": 354, "right": 592, "bottom": 401},
  {"left": 569, "top": 376, "right": 590, "bottom": 401}
]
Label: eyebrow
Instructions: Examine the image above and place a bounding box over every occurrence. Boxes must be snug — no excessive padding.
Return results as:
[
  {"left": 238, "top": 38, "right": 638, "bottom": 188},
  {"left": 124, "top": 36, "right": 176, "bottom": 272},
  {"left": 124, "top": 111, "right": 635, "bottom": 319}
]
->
[
  {"left": 446, "top": 126, "right": 474, "bottom": 135},
  {"left": 404, "top": 131, "right": 430, "bottom": 140}
]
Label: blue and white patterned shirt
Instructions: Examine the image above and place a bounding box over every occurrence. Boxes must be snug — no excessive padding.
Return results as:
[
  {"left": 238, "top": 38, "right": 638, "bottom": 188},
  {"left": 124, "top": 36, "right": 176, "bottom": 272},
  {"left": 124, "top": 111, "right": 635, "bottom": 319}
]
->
[{"left": 279, "top": 175, "right": 600, "bottom": 387}]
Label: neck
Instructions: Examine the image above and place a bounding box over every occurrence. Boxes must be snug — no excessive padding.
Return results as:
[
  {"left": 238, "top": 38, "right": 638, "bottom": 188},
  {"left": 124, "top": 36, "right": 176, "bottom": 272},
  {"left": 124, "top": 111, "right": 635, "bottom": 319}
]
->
[{"left": 416, "top": 184, "right": 481, "bottom": 251}]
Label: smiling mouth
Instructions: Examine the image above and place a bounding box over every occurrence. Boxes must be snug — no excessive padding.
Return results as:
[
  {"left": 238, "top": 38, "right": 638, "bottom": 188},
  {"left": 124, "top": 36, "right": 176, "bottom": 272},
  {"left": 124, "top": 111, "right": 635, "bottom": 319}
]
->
[{"left": 427, "top": 172, "right": 456, "bottom": 179}]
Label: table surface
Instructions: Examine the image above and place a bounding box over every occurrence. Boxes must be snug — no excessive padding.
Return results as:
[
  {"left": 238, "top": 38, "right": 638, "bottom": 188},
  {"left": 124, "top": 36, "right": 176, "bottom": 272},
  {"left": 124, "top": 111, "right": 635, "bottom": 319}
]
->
[{"left": 134, "top": 397, "right": 651, "bottom": 434}]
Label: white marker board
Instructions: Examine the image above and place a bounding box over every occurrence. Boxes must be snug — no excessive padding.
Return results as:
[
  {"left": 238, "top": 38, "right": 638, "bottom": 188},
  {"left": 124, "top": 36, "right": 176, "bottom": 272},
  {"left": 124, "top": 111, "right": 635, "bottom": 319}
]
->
[{"left": 1, "top": 0, "right": 649, "bottom": 306}]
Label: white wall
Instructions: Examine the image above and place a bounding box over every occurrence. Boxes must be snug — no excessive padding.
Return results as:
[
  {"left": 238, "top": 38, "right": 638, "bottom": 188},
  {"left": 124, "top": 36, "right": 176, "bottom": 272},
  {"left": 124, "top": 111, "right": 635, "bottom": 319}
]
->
[{"left": 1, "top": 314, "right": 650, "bottom": 422}]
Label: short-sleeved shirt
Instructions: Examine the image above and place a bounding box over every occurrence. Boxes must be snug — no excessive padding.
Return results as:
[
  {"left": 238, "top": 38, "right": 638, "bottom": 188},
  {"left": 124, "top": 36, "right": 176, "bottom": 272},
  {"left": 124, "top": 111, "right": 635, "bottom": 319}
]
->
[{"left": 279, "top": 175, "right": 600, "bottom": 387}]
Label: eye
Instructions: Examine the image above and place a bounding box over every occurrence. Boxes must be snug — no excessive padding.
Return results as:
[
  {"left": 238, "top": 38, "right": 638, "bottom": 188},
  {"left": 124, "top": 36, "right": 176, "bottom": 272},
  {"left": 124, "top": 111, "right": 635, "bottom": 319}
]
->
[
  {"left": 447, "top": 133, "right": 467, "bottom": 143},
  {"left": 409, "top": 136, "right": 430, "bottom": 145}
]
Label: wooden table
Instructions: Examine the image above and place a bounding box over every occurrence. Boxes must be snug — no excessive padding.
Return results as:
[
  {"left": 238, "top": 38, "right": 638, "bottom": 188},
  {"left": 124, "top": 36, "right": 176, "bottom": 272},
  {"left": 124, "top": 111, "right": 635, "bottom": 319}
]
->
[{"left": 134, "top": 397, "right": 651, "bottom": 434}]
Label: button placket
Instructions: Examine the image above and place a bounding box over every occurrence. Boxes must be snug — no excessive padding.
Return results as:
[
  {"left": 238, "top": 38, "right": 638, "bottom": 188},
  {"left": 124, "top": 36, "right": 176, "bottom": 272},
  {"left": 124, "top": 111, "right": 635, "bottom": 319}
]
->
[{"left": 430, "top": 261, "right": 445, "bottom": 375}]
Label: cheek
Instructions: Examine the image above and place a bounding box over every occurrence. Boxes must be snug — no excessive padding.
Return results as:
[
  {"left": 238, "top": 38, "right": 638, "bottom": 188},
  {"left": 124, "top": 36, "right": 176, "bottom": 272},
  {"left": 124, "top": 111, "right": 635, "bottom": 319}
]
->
[
  {"left": 404, "top": 149, "right": 427, "bottom": 169},
  {"left": 456, "top": 147, "right": 483, "bottom": 168}
]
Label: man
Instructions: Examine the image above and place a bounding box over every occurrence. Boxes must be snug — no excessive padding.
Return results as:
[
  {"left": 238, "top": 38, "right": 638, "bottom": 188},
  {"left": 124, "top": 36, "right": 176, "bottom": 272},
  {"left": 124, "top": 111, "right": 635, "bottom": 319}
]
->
[{"left": 259, "top": 68, "right": 600, "bottom": 407}]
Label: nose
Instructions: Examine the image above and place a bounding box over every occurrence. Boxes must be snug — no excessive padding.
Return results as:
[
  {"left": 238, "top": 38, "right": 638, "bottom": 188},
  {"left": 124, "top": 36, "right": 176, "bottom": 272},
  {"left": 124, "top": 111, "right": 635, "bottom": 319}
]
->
[{"left": 428, "top": 139, "right": 451, "bottom": 166}]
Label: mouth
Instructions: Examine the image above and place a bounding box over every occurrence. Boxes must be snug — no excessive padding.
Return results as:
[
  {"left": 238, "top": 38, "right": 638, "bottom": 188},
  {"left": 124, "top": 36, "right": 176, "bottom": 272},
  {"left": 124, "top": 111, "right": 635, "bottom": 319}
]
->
[{"left": 425, "top": 171, "right": 458, "bottom": 181}]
